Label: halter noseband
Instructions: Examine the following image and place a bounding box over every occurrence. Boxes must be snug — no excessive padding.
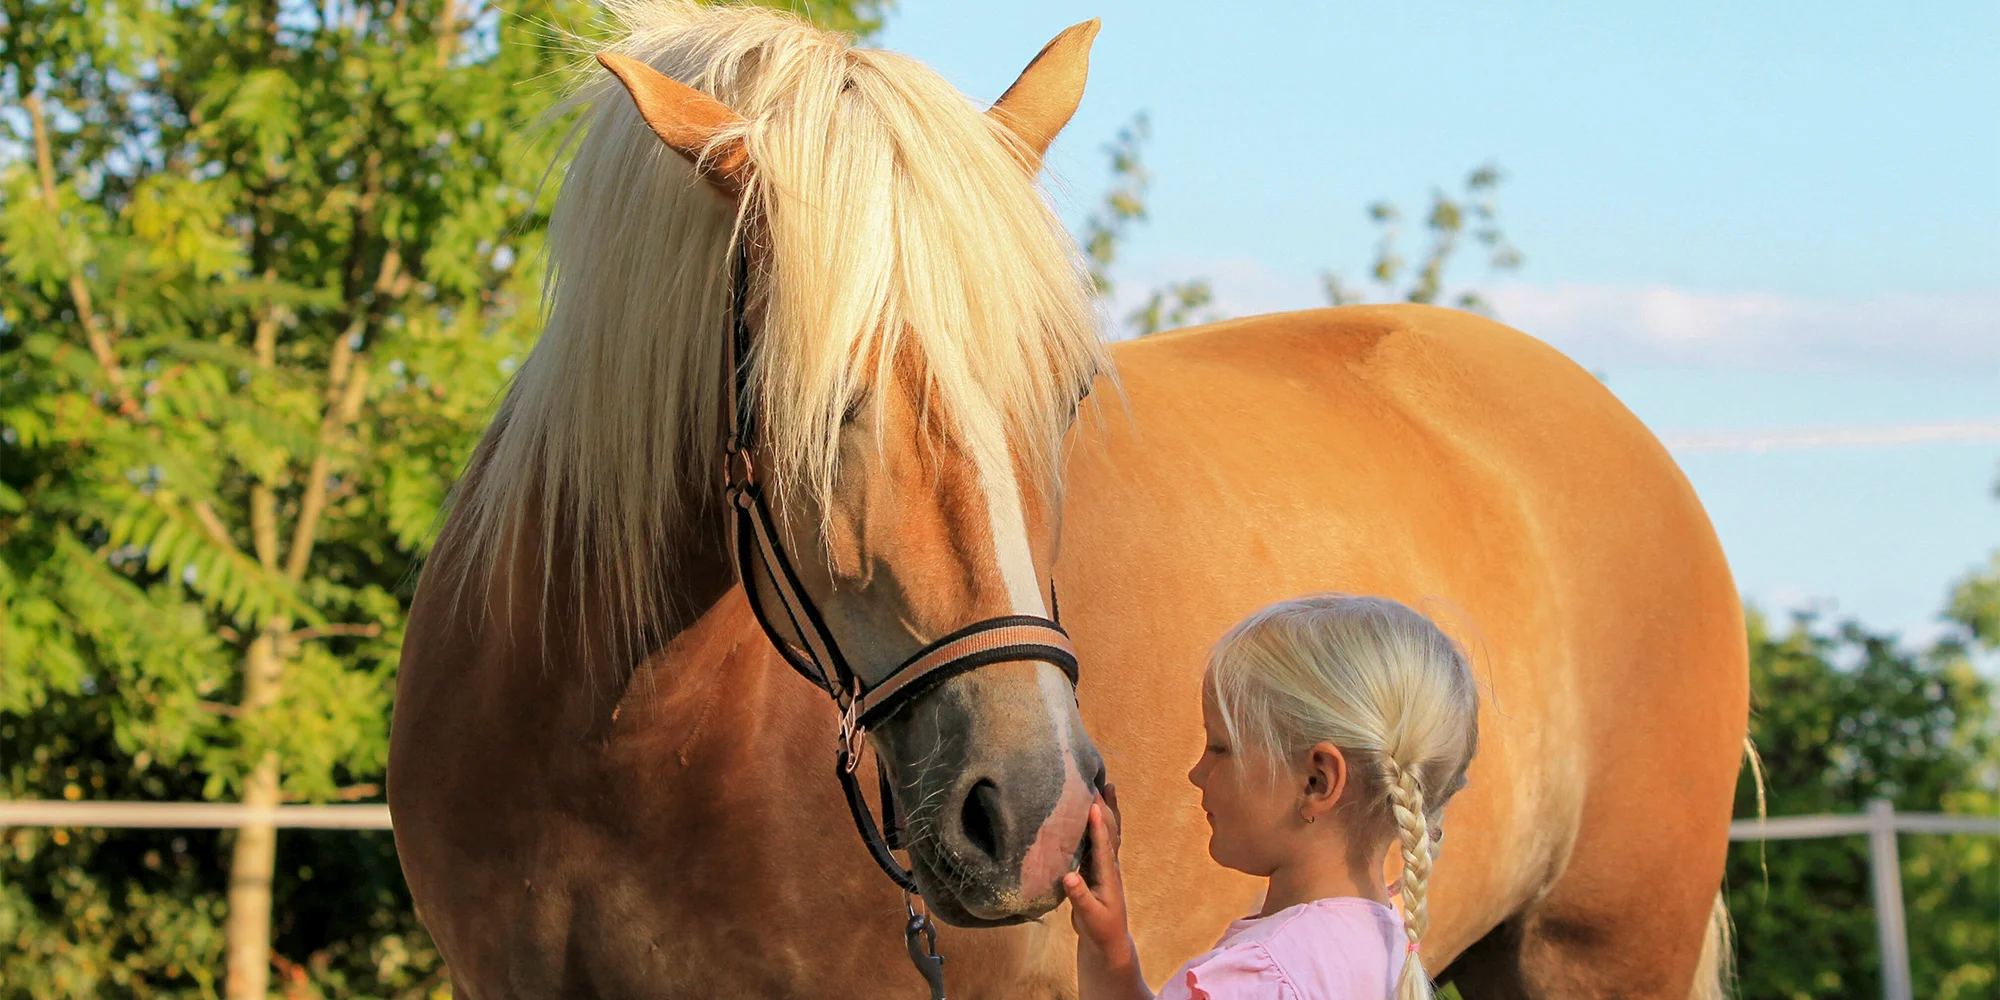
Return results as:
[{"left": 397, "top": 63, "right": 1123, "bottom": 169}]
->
[{"left": 720, "top": 244, "right": 1079, "bottom": 896}]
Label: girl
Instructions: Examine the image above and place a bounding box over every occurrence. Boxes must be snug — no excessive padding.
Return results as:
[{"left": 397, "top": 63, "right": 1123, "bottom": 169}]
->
[{"left": 1062, "top": 595, "right": 1480, "bottom": 1000}]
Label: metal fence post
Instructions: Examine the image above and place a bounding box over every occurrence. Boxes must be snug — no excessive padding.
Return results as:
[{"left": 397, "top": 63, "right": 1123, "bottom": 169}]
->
[{"left": 1865, "top": 798, "right": 1913, "bottom": 1000}]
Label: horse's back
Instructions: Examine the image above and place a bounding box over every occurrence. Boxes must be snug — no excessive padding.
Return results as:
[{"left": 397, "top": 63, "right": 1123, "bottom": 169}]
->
[{"left": 1063, "top": 305, "right": 1745, "bottom": 992}]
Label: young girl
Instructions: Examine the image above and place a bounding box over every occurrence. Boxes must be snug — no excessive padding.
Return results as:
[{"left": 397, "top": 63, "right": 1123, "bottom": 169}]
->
[{"left": 1062, "top": 595, "right": 1480, "bottom": 1000}]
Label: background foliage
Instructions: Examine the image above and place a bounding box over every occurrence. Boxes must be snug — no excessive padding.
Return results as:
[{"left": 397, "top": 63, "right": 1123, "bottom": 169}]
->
[
  {"left": 1726, "top": 602, "right": 1998, "bottom": 1000},
  {"left": 1083, "top": 113, "right": 1523, "bottom": 338},
  {"left": 2, "top": 0, "right": 1995, "bottom": 997},
  {"left": 0, "top": 0, "right": 882, "bottom": 995}
]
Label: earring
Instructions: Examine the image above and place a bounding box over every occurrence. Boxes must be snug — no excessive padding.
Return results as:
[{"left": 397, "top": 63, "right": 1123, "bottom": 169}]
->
[{"left": 1303, "top": 813, "right": 1316, "bottom": 824}]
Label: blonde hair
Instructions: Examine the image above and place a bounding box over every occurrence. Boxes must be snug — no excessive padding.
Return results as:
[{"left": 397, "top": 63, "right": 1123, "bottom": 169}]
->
[
  {"left": 1206, "top": 595, "right": 1479, "bottom": 1000},
  {"left": 449, "top": 0, "right": 1106, "bottom": 650}
]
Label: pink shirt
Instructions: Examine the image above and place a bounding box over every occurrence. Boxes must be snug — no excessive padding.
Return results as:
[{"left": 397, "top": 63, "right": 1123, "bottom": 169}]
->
[{"left": 1155, "top": 897, "right": 1407, "bottom": 1000}]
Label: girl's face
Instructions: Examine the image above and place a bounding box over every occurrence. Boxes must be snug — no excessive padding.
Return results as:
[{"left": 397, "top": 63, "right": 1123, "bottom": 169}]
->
[{"left": 1187, "top": 685, "right": 1302, "bottom": 875}]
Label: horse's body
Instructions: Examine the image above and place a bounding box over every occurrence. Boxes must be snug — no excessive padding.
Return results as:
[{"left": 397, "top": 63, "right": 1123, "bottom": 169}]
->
[{"left": 392, "top": 304, "right": 1746, "bottom": 998}]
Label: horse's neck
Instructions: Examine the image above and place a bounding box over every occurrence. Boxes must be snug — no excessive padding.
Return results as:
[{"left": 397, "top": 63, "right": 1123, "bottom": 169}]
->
[
  {"left": 454, "top": 492, "right": 737, "bottom": 723},
  {"left": 585, "top": 507, "right": 736, "bottom": 698}
]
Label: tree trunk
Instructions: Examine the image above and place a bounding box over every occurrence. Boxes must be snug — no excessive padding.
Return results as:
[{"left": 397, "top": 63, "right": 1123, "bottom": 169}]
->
[
  {"left": 224, "top": 756, "right": 281, "bottom": 998},
  {"left": 224, "top": 628, "right": 285, "bottom": 998},
  {"left": 220, "top": 203, "right": 373, "bottom": 1000}
]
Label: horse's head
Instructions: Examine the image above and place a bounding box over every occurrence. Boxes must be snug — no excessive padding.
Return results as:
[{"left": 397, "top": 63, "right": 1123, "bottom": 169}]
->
[{"left": 590, "top": 13, "right": 1109, "bottom": 925}]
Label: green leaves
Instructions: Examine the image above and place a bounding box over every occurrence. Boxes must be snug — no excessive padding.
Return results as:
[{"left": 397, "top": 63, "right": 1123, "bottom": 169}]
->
[
  {"left": 2, "top": 1, "right": 889, "bottom": 994},
  {"left": 3, "top": 0, "right": 586, "bottom": 991},
  {"left": 126, "top": 175, "right": 250, "bottom": 283},
  {"left": 1727, "top": 610, "right": 1999, "bottom": 1000},
  {"left": 1946, "top": 551, "right": 2000, "bottom": 651},
  {"left": 1081, "top": 112, "right": 1152, "bottom": 299},
  {"left": 213, "top": 68, "right": 305, "bottom": 170},
  {"left": 1324, "top": 163, "right": 1524, "bottom": 313},
  {"left": 0, "top": 167, "right": 99, "bottom": 293},
  {"left": 1126, "top": 279, "right": 1218, "bottom": 338}
]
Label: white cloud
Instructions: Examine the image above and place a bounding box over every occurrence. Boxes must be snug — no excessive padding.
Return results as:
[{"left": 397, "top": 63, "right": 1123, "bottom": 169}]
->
[
  {"left": 1103, "top": 255, "right": 1999, "bottom": 371},
  {"left": 1481, "top": 283, "right": 2000, "bottom": 371},
  {"left": 1658, "top": 420, "right": 2000, "bottom": 454}
]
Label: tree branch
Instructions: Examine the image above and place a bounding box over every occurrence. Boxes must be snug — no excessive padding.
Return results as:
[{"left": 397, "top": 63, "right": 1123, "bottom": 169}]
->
[
  {"left": 251, "top": 487, "right": 280, "bottom": 571},
  {"left": 192, "top": 499, "right": 239, "bottom": 552},
  {"left": 31, "top": 95, "right": 249, "bottom": 571},
  {"left": 285, "top": 622, "right": 382, "bottom": 643},
  {"left": 249, "top": 279, "right": 285, "bottom": 573},
  {"left": 27, "top": 95, "right": 139, "bottom": 418},
  {"left": 281, "top": 249, "right": 397, "bottom": 583},
  {"left": 435, "top": 0, "right": 461, "bottom": 68}
]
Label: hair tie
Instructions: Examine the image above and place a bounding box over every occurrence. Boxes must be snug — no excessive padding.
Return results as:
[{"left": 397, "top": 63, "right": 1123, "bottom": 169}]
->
[{"left": 1406, "top": 940, "right": 1421, "bottom": 955}]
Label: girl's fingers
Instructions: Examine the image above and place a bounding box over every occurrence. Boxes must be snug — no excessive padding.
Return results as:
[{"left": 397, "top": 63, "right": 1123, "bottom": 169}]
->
[
  {"left": 1062, "top": 871, "right": 1102, "bottom": 917},
  {"left": 1088, "top": 800, "right": 1119, "bottom": 886},
  {"left": 1092, "top": 793, "right": 1119, "bottom": 861},
  {"left": 1102, "top": 783, "right": 1123, "bottom": 852}
]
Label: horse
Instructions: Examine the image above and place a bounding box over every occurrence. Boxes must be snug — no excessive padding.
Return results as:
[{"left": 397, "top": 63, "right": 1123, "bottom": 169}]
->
[{"left": 387, "top": 4, "right": 1749, "bottom": 998}]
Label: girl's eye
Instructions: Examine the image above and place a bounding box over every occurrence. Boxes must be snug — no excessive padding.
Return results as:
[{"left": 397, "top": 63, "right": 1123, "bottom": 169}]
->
[{"left": 1206, "top": 745, "right": 1228, "bottom": 756}]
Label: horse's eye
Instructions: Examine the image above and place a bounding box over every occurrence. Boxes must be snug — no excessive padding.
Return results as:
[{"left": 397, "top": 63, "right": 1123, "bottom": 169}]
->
[
  {"left": 840, "top": 392, "right": 870, "bottom": 426},
  {"left": 1066, "top": 382, "right": 1094, "bottom": 420}
]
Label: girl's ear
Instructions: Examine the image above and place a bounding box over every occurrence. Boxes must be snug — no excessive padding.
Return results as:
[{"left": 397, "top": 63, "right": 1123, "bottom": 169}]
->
[{"left": 1301, "top": 742, "right": 1348, "bottom": 821}]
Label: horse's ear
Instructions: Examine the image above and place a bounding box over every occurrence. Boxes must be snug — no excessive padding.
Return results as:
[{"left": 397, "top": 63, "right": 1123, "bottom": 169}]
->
[
  {"left": 987, "top": 19, "right": 1100, "bottom": 169},
  {"left": 597, "top": 52, "right": 751, "bottom": 197}
]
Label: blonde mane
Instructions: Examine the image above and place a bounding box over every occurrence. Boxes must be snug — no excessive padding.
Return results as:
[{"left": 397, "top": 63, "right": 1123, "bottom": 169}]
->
[{"left": 451, "top": 0, "right": 1107, "bottom": 641}]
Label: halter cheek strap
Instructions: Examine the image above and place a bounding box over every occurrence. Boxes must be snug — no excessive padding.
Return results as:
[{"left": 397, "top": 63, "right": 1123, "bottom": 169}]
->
[{"left": 722, "top": 243, "right": 1080, "bottom": 896}]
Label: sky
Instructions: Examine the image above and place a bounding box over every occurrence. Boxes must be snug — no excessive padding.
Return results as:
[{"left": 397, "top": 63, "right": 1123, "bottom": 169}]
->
[{"left": 877, "top": 0, "right": 2000, "bottom": 645}]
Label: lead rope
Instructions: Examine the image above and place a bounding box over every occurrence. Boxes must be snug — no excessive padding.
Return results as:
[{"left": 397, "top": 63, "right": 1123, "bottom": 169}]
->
[{"left": 724, "top": 243, "right": 949, "bottom": 1000}]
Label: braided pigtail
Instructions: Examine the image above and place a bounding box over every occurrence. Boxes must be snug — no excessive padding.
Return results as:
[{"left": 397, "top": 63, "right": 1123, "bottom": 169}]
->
[
  {"left": 1204, "top": 595, "right": 1479, "bottom": 1000},
  {"left": 1386, "top": 757, "right": 1435, "bottom": 1000}
]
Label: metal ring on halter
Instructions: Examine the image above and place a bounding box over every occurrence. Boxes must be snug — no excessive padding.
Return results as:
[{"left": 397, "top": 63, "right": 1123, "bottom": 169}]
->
[
  {"left": 903, "top": 892, "right": 948, "bottom": 1000},
  {"left": 838, "top": 694, "right": 865, "bottom": 774},
  {"left": 723, "top": 434, "right": 753, "bottom": 489}
]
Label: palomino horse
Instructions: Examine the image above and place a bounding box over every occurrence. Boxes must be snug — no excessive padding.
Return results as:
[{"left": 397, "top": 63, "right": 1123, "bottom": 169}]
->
[{"left": 388, "top": 3, "right": 1748, "bottom": 998}]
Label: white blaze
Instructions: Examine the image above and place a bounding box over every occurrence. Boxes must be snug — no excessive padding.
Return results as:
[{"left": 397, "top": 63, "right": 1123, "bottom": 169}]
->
[
  {"left": 964, "top": 410, "right": 1092, "bottom": 889},
  {"left": 958, "top": 392, "right": 1048, "bottom": 617},
  {"left": 972, "top": 451, "right": 1049, "bottom": 618},
  {"left": 966, "top": 418, "right": 1083, "bottom": 776}
]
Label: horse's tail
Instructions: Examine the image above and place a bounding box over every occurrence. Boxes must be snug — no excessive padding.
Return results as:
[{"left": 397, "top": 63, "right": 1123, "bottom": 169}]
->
[{"left": 1691, "top": 735, "right": 1764, "bottom": 1000}]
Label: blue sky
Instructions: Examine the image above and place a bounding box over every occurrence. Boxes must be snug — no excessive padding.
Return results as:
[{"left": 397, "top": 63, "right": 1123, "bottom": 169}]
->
[{"left": 878, "top": 0, "right": 2000, "bottom": 644}]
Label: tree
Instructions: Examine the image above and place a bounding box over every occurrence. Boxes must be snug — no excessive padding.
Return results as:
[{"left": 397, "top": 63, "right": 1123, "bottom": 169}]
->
[
  {"left": 1075, "top": 112, "right": 1222, "bottom": 338},
  {"left": 0, "top": 1, "right": 884, "bottom": 996},
  {"left": 1320, "top": 164, "right": 1523, "bottom": 314},
  {"left": 1945, "top": 469, "right": 2000, "bottom": 649},
  {"left": 1081, "top": 117, "right": 1520, "bottom": 337},
  {"left": 1948, "top": 557, "right": 1999, "bottom": 648},
  {"left": 1725, "top": 609, "right": 1998, "bottom": 1000}
]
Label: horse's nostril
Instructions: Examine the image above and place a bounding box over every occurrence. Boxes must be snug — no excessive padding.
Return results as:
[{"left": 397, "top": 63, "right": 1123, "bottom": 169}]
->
[{"left": 959, "top": 778, "right": 1005, "bottom": 863}]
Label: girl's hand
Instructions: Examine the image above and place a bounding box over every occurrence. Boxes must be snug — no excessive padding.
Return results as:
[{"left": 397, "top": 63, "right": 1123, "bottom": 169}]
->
[{"left": 1063, "top": 784, "right": 1150, "bottom": 999}]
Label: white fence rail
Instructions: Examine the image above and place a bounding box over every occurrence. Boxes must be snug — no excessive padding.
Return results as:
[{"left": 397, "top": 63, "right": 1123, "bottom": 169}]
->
[
  {"left": 5, "top": 796, "right": 1996, "bottom": 1000},
  {"left": 0, "top": 801, "right": 392, "bottom": 829},
  {"left": 1729, "top": 799, "right": 2000, "bottom": 1000}
]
